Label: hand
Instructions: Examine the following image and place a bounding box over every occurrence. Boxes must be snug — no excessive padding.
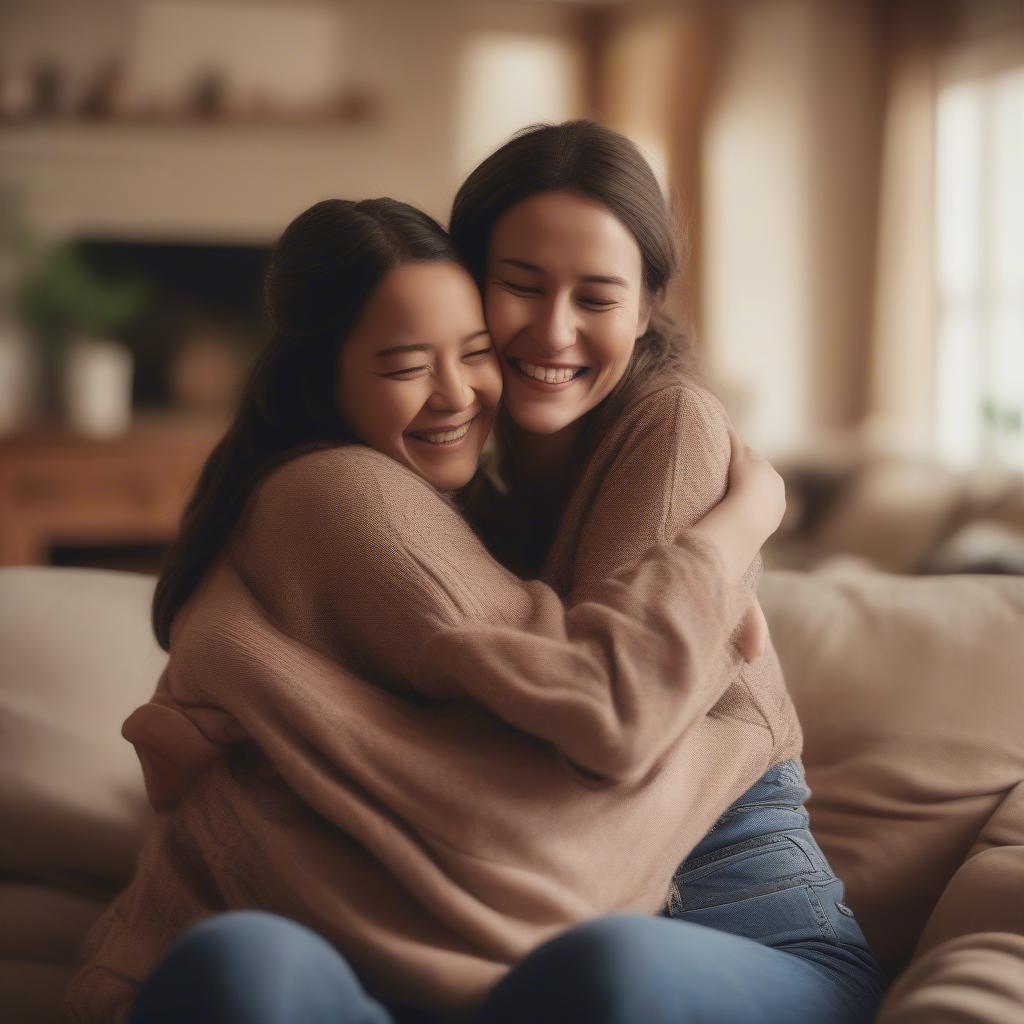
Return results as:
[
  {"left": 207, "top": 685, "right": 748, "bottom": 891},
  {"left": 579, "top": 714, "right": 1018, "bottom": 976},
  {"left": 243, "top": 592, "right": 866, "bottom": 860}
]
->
[
  {"left": 689, "top": 428, "right": 786, "bottom": 580},
  {"left": 736, "top": 598, "right": 769, "bottom": 663},
  {"left": 723, "top": 426, "right": 786, "bottom": 547}
]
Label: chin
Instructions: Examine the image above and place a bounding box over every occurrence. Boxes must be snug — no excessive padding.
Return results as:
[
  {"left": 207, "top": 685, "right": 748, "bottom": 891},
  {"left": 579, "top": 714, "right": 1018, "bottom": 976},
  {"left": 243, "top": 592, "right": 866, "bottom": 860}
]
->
[
  {"left": 408, "top": 446, "right": 483, "bottom": 491},
  {"left": 504, "top": 399, "right": 577, "bottom": 436},
  {"left": 423, "top": 464, "right": 477, "bottom": 491}
]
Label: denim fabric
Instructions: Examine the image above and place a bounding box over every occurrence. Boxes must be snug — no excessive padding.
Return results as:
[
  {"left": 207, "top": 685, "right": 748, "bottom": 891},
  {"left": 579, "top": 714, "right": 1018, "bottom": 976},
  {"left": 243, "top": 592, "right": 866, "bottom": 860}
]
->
[
  {"left": 658, "top": 757, "right": 887, "bottom": 1017},
  {"left": 477, "top": 759, "right": 885, "bottom": 1023},
  {"left": 127, "top": 911, "right": 394, "bottom": 1024}
]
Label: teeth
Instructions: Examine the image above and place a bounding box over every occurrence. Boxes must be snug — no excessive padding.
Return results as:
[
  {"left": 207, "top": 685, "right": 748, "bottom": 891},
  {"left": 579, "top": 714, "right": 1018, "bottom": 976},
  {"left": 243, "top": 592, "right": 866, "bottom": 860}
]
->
[
  {"left": 412, "top": 420, "right": 472, "bottom": 444},
  {"left": 515, "top": 360, "right": 582, "bottom": 384}
]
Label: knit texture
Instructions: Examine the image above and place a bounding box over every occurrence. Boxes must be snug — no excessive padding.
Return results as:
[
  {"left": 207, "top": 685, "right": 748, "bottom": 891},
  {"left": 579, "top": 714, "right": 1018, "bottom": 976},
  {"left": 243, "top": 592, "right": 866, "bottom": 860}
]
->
[{"left": 63, "top": 380, "right": 801, "bottom": 1023}]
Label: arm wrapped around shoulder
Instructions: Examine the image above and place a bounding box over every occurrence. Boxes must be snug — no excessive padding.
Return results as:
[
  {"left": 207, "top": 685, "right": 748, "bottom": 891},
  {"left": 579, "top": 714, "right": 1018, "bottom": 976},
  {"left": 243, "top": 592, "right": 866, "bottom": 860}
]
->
[{"left": 415, "top": 529, "right": 749, "bottom": 785}]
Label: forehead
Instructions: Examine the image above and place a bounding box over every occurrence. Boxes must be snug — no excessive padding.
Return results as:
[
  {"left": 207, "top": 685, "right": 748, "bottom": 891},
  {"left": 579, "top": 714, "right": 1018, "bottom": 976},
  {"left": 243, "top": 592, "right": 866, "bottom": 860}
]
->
[
  {"left": 356, "top": 261, "right": 482, "bottom": 337},
  {"left": 489, "top": 191, "right": 642, "bottom": 277}
]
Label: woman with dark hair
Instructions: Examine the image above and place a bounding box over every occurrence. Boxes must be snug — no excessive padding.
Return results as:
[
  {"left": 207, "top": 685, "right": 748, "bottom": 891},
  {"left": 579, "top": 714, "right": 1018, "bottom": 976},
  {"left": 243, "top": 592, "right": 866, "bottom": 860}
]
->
[
  {"left": 443, "top": 119, "right": 886, "bottom": 1022},
  {"left": 64, "top": 194, "right": 784, "bottom": 1024},
  {"left": 149, "top": 195, "right": 499, "bottom": 652}
]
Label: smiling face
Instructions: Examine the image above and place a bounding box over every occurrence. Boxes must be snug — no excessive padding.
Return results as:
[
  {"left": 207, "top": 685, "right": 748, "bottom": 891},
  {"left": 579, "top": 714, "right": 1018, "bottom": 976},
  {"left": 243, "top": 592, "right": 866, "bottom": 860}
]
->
[
  {"left": 337, "top": 261, "right": 502, "bottom": 491},
  {"left": 483, "top": 190, "right": 651, "bottom": 437}
]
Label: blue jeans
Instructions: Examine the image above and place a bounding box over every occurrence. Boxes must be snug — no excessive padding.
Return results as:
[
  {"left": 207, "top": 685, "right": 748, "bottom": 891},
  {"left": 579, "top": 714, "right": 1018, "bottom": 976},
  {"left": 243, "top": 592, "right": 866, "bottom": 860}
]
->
[
  {"left": 477, "top": 757, "right": 884, "bottom": 1023},
  {"left": 129, "top": 760, "right": 885, "bottom": 1023}
]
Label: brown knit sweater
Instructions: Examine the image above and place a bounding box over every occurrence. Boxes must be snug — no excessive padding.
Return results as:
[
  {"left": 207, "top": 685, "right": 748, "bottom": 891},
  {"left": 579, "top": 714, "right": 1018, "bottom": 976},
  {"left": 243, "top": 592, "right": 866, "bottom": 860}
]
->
[{"left": 64, "top": 380, "right": 801, "bottom": 1022}]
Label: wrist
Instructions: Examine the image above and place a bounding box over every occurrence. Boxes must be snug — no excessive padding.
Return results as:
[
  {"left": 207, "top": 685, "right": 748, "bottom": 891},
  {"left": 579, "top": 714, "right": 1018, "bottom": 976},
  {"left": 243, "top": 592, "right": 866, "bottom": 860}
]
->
[{"left": 690, "top": 512, "right": 758, "bottom": 581}]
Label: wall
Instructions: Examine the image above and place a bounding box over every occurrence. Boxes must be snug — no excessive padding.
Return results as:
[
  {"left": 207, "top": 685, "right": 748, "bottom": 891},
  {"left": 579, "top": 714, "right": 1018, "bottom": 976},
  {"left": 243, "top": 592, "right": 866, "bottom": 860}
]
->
[
  {"left": 0, "top": 0, "right": 584, "bottom": 243},
  {"left": 701, "top": 0, "right": 883, "bottom": 454}
]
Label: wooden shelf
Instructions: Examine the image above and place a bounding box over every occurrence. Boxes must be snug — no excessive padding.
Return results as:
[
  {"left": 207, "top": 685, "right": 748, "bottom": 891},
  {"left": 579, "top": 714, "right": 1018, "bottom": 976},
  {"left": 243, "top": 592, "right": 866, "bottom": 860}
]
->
[{"left": 0, "top": 413, "right": 227, "bottom": 566}]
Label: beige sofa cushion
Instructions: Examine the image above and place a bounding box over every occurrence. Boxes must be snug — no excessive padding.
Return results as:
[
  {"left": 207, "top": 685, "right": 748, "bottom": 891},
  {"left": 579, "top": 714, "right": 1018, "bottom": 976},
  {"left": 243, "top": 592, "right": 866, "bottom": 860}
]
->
[
  {"left": 0, "top": 882, "right": 109, "bottom": 1024},
  {"left": 761, "top": 570, "right": 1024, "bottom": 980},
  {"left": 876, "top": 933, "right": 1024, "bottom": 1023},
  {"left": 807, "top": 459, "right": 967, "bottom": 572},
  {"left": 0, "top": 567, "right": 162, "bottom": 893}
]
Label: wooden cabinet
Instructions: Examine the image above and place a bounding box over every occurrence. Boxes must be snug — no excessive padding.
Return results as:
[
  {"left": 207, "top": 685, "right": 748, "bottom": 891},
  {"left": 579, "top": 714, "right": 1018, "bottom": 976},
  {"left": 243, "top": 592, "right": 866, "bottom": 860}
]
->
[{"left": 0, "top": 415, "right": 225, "bottom": 566}]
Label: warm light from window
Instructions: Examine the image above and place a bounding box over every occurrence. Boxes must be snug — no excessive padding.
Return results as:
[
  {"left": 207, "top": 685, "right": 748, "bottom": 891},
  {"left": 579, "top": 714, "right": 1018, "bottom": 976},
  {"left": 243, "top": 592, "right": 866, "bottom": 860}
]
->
[
  {"left": 935, "top": 66, "right": 1024, "bottom": 469},
  {"left": 456, "top": 33, "right": 580, "bottom": 181}
]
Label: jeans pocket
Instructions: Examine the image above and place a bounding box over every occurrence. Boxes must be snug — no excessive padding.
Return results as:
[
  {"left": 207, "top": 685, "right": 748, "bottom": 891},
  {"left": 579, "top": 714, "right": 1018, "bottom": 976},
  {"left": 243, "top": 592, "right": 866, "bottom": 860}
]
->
[
  {"left": 668, "top": 882, "right": 834, "bottom": 947},
  {"left": 674, "top": 833, "right": 823, "bottom": 897}
]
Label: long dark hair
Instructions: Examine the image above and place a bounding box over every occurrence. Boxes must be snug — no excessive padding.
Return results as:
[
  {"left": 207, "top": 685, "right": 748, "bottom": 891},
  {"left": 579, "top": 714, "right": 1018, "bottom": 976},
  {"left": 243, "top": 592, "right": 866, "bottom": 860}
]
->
[
  {"left": 152, "top": 198, "right": 459, "bottom": 650},
  {"left": 449, "top": 119, "right": 696, "bottom": 446}
]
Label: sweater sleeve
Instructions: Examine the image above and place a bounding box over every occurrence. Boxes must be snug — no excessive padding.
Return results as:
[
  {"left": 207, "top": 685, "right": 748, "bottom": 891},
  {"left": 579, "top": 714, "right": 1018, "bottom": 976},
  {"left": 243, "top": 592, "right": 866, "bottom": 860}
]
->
[
  {"left": 230, "top": 443, "right": 748, "bottom": 786},
  {"left": 563, "top": 382, "right": 762, "bottom": 601}
]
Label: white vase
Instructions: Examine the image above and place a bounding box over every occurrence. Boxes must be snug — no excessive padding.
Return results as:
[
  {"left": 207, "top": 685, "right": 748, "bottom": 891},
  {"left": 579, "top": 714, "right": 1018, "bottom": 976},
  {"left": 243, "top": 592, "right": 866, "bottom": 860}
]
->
[{"left": 63, "top": 336, "right": 134, "bottom": 437}]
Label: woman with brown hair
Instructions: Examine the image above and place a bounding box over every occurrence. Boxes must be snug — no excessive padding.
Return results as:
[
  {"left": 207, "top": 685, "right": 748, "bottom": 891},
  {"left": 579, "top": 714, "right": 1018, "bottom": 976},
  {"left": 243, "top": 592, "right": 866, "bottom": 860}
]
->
[{"left": 442, "top": 119, "right": 886, "bottom": 1022}]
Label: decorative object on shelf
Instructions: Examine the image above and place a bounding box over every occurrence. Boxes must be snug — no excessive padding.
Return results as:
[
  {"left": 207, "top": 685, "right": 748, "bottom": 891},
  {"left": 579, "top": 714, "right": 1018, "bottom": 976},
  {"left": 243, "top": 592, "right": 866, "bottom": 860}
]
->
[
  {"left": 332, "top": 86, "right": 381, "bottom": 125},
  {"left": 187, "top": 67, "right": 228, "bottom": 120},
  {"left": 167, "top": 324, "right": 249, "bottom": 413},
  {"left": 0, "top": 65, "right": 35, "bottom": 119},
  {"left": 29, "top": 60, "right": 65, "bottom": 117},
  {"left": 77, "top": 57, "right": 132, "bottom": 120},
  {"left": 63, "top": 335, "right": 134, "bottom": 438}
]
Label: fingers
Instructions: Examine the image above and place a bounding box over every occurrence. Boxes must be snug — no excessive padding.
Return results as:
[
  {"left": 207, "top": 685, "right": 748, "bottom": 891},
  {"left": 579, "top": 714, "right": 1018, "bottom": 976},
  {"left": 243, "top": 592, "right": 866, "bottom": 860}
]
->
[
  {"left": 736, "top": 599, "right": 769, "bottom": 663},
  {"left": 726, "top": 424, "right": 744, "bottom": 462}
]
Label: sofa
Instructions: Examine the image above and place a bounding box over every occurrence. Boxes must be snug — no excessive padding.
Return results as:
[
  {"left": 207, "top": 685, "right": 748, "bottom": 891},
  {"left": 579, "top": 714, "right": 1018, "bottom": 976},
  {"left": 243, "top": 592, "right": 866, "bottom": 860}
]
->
[
  {"left": 768, "top": 453, "right": 1024, "bottom": 576},
  {"left": 1, "top": 565, "right": 1022, "bottom": 1023}
]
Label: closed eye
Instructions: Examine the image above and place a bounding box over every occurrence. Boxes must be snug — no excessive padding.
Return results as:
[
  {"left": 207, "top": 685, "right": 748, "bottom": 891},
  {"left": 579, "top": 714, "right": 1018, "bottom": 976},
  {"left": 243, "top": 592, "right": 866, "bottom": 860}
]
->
[
  {"left": 579, "top": 297, "right": 618, "bottom": 310},
  {"left": 500, "top": 280, "right": 541, "bottom": 296},
  {"left": 463, "top": 346, "right": 493, "bottom": 361},
  {"left": 383, "top": 365, "right": 429, "bottom": 379}
]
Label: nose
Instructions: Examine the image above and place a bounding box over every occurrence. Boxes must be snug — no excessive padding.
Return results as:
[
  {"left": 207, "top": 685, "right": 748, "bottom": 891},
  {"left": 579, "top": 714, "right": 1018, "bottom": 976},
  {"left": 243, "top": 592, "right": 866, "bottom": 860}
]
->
[
  {"left": 426, "top": 358, "right": 473, "bottom": 412},
  {"left": 535, "top": 292, "right": 577, "bottom": 353}
]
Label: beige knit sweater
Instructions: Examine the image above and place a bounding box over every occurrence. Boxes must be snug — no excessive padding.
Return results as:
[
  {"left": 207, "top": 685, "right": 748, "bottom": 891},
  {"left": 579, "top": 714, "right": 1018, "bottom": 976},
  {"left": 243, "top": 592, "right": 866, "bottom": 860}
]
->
[{"left": 64, "top": 380, "right": 801, "bottom": 1023}]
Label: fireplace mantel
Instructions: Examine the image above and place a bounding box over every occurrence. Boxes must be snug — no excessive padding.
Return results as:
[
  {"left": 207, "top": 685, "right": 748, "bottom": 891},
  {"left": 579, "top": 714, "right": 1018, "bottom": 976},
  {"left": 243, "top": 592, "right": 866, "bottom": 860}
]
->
[{"left": 0, "top": 119, "right": 451, "bottom": 244}]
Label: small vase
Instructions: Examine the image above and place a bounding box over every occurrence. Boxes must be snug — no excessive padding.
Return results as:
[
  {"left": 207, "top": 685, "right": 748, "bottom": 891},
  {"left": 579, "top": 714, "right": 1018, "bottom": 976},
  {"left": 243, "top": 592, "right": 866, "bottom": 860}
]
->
[{"left": 63, "top": 336, "right": 134, "bottom": 437}]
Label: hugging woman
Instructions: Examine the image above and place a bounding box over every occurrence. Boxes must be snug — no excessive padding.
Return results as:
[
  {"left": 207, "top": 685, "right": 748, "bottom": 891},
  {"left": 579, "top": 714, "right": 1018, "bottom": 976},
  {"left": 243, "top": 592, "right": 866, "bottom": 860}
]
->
[{"left": 64, "top": 122, "right": 884, "bottom": 1024}]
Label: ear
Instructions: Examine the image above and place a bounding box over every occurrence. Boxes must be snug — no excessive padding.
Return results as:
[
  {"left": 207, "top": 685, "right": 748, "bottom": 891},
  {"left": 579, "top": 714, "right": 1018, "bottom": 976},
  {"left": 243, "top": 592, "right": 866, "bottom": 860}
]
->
[{"left": 637, "top": 288, "right": 662, "bottom": 338}]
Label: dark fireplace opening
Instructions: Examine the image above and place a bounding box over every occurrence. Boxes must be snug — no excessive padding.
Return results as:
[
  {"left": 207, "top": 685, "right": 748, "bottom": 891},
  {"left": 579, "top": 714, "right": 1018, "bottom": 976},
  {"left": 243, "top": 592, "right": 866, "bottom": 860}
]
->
[
  {"left": 75, "top": 237, "right": 272, "bottom": 410},
  {"left": 50, "top": 541, "right": 170, "bottom": 576}
]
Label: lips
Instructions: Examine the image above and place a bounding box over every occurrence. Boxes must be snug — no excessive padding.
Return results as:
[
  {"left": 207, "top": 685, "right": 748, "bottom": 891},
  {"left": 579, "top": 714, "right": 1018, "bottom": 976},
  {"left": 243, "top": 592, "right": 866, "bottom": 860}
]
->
[{"left": 406, "top": 411, "right": 479, "bottom": 445}]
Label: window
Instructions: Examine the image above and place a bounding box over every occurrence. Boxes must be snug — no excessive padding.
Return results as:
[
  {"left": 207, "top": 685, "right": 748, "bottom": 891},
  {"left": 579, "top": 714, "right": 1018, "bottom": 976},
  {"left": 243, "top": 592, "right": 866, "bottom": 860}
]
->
[
  {"left": 456, "top": 33, "right": 580, "bottom": 180},
  {"left": 935, "top": 65, "right": 1024, "bottom": 469}
]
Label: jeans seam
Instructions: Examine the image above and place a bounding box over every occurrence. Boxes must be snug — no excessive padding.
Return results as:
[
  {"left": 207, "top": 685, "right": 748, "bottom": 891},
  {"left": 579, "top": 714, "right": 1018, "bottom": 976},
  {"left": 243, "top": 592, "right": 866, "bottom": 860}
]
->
[
  {"left": 677, "top": 829, "right": 817, "bottom": 874},
  {"left": 805, "top": 882, "right": 840, "bottom": 943}
]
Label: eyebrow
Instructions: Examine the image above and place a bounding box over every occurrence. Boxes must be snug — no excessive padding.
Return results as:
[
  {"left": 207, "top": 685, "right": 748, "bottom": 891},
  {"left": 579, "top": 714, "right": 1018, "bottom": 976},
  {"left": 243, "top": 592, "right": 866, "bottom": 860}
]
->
[
  {"left": 373, "top": 329, "right": 489, "bottom": 359},
  {"left": 497, "top": 258, "right": 628, "bottom": 289}
]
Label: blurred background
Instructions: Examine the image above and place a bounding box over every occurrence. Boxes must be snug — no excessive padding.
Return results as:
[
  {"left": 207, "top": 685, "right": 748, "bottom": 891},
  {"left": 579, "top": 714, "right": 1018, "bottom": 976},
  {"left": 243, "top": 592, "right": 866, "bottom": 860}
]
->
[{"left": 0, "top": 0, "right": 1021, "bottom": 576}]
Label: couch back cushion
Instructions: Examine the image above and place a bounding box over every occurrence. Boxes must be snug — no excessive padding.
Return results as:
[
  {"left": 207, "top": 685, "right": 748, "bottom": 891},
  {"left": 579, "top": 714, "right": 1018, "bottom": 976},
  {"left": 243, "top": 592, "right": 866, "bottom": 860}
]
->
[
  {"left": 0, "top": 567, "right": 163, "bottom": 894},
  {"left": 760, "top": 570, "right": 1024, "bottom": 973}
]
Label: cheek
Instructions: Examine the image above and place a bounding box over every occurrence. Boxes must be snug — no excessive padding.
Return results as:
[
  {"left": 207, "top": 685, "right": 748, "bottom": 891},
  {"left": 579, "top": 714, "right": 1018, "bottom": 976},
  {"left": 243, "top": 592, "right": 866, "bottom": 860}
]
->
[
  {"left": 384, "top": 386, "right": 430, "bottom": 434},
  {"left": 475, "top": 357, "right": 504, "bottom": 408},
  {"left": 355, "top": 384, "right": 425, "bottom": 443},
  {"left": 592, "top": 316, "right": 639, "bottom": 370},
  {"left": 484, "top": 288, "right": 525, "bottom": 353}
]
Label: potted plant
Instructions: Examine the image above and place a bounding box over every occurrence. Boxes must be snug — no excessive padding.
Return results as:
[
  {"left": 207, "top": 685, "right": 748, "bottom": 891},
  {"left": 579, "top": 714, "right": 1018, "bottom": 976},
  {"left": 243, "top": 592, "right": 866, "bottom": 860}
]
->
[{"left": 15, "top": 242, "right": 151, "bottom": 436}]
